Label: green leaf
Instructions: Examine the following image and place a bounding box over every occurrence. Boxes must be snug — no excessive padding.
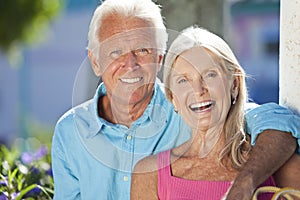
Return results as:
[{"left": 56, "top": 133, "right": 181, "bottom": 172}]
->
[
  {"left": 0, "top": 173, "right": 6, "bottom": 180},
  {"left": 37, "top": 185, "right": 53, "bottom": 199},
  {"left": 17, "top": 173, "right": 24, "bottom": 191},
  {"left": 11, "top": 168, "right": 19, "bottom": 180},
  {"left": 16, "top": 184, "right": 37, "bottom": 200}
]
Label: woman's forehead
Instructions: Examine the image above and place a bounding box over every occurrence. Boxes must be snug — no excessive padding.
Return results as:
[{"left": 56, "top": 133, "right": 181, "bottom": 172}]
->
[{"left": 173, "top": 47, "right": 219, "bottom": 71}]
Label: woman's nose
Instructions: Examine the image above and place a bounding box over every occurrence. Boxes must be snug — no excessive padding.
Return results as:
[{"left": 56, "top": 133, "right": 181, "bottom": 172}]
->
[{"left": 194, "top": 78, "right": 208, "bottom": 95}]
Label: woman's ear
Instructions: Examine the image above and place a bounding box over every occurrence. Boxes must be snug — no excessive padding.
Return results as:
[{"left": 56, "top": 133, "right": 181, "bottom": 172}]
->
[
  {"left": 171, "top": 94, "right": 180, "bottom": 113},
  {"left": 231, "top": 76, "right": 240, "bottom": 99},
  {"left": 88, "top": 50, "right": 102, "bottom": 76}
]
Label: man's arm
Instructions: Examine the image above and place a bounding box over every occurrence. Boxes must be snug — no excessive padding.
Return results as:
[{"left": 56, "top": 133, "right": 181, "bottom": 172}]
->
[
  {"left": 245, "top": 103, "right": 300, "bottom": 154},
  {"left": 225, "top": 102, "right": 300, "bottom": 200},
  {"left": 51, "top": 125, "right": 81, "bottom": 200},
  {"left": 273, "top": 153, "right": 300, "bottom": 189},
  {"left": 225, "top": 130, "right": 296, "bottom": 200}
]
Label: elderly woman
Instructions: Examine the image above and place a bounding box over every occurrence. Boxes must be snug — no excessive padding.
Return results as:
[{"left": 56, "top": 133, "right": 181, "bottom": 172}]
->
[{"left": 131, "top": 26, "right": 300, "bottom": 200}]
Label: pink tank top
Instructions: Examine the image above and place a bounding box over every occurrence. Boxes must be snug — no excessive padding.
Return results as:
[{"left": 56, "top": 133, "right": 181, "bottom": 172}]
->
[{"left": 157, "top": 150, "right": 276, "bottom": 200}]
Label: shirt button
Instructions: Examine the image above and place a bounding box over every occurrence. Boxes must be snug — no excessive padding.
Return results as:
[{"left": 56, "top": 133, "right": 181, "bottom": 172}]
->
[
  {"left": 126, "top": 135, "right": 132, "bottom": 140},
  {"left": 123, "top": 176, "right": 129, "bottom": 182}
]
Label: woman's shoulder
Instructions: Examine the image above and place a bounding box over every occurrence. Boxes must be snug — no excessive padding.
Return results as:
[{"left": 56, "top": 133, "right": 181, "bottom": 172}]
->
[
  {"left": 133, "top": 154, "right": 159, "bottom": 174},
  {"left": 131, "top": 154, "right": 160, "bottom": 200}
]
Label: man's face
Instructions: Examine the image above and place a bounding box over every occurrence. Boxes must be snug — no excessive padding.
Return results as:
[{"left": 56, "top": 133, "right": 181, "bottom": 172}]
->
[{"left": 96, "top": 14, "right": 162, "bottom": 105}]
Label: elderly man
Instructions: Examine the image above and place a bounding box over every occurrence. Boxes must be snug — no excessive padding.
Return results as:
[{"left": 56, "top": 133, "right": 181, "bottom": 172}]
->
[{"left": 51, "top": 0, "right": 300, "bottom": 199}]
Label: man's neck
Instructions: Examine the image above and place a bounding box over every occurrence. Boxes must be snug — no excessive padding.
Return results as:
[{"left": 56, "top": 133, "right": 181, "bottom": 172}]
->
[{"left": 97, "top": 93, "right": 153, "bottom": 128}]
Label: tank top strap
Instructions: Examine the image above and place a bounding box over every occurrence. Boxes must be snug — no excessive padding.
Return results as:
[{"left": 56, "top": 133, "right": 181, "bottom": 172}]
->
[{"left": 157, "top": 150, "right": 171, "bottom": 199}]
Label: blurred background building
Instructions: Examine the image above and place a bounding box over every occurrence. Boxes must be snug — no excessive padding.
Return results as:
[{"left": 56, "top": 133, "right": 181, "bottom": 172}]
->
[
  {"left": 157, "top": 0, "right": 280, "bottom": 104},
  {"left": 0, "top": 0, "right": 280, "bottom": 146},
  {"left": 224, "top": 0, "right": 280, "bottom": 104}
]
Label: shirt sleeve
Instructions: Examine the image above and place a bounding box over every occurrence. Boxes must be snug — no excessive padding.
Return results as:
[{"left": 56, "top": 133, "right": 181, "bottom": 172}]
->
[
  {"left": 245, "top": 102, "right": 300, "bottom": 154},
  {"left": 51, "top": 124, "right": 81, "bottom": 200}
]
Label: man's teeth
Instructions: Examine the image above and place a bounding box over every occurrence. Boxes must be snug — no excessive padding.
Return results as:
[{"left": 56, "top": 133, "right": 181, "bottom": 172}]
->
[
  {"left": 190, "top": 101, "right": 213, "bottom": 111},
  {"left": 120, "top": 77, "right": 142, "bottom": 83}
]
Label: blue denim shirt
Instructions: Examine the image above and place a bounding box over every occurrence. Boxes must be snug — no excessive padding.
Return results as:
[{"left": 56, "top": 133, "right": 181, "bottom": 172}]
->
[
  {"left": 52, "top": 83, "right": 190, "bottom": 200},
  {"left": 245, "top": 102, "right": 300, "bottom": 154},
  {"left": 52, "top": 83, "right": 300, "bottom": 200}
]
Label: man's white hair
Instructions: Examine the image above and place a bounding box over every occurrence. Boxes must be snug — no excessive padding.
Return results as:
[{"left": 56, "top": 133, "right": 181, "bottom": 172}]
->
[{"left": 87, "top": 0, "right": 168, "bottom": 56}]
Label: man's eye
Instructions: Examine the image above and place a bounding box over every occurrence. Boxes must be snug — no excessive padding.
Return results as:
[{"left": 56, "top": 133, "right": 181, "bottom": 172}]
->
[
  {"left": 109, "top": 50, "right": 122, "bottom": 59},
  {"left": 134, "top": 48, "right": 151, "bottom": 56}
]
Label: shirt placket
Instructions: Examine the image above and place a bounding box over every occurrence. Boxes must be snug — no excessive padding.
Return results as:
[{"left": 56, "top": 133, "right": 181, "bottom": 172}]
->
[{"left": 120, "top": 128, "right": 136, "bottom": 198}]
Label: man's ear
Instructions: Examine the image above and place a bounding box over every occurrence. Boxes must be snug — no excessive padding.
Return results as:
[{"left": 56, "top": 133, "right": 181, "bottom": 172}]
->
[
  {"left": 158, "top": 54, "right": 163, "bottom": 64},
  {"left": 157, "top": 54, "right": 164, "bottom": 72},
  {"left": 88, "top": 50, "right": 101, "bottom": 76}
]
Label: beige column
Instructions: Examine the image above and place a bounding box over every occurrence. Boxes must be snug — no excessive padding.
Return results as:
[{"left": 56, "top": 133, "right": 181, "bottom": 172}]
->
[{"left": 280, "top": 0, "right": 300, "bottom": 114}]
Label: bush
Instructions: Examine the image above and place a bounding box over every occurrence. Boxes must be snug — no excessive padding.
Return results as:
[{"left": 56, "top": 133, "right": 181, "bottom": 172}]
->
[
  {"left": 0, "top": 0, "right": 63, "bottom": 66},
  {"left": 0, "top": 144, "right": 53, "bottom": 200}
]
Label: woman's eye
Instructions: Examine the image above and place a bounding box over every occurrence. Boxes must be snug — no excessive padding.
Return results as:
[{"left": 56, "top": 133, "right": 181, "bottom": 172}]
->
[
  {"left": 178, "top": 78, "right": 187, "bottom": 84},
  {"left": 206, "top": 71, "right": 217, "bottom": 78}
]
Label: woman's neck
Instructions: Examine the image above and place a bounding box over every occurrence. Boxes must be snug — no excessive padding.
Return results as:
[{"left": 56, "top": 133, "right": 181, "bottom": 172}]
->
[{"left": 173, "top": 127, "right": 225, "bottom": 159}]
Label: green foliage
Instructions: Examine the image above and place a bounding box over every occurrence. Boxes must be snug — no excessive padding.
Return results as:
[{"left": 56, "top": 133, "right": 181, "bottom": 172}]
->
[
  {"left": 0, "top": 144, "right": 53, "bottom": 200},
  {"left": 0, "top": 0, "right": 63, "bottom": 63}
]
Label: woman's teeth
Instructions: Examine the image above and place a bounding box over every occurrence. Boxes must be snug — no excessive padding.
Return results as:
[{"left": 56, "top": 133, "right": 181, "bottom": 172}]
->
[{"left": 189, "top": 101, "right": 213, "bottom": 111}]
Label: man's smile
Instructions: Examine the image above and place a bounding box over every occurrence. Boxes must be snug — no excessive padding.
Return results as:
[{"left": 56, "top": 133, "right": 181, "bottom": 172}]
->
[{"left": 119, "top": 77, "right": 143, "bottom": 84}]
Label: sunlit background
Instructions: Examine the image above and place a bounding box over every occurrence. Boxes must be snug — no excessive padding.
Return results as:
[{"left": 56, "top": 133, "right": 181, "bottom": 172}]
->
[{"left": 0, "top": 0, "right": 280, "bottom": 148}]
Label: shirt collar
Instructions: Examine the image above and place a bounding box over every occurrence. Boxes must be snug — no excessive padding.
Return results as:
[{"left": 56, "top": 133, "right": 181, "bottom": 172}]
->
[
  {"left": 87, "top": 82, "right": 162, "bottom": 137},
  {"left": 85, "top": 83, "right": 106, "bottom": 138}
]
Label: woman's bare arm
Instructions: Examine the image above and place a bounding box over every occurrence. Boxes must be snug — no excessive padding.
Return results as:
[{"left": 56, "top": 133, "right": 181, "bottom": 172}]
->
[{"left": 131, "top": 155, "right": 159, "bottom": 200}]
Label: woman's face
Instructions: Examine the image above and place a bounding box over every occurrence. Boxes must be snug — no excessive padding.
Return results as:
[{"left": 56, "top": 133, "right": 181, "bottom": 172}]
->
[{"left": 170, "top": 47, "right": 235, "bottom": 132}]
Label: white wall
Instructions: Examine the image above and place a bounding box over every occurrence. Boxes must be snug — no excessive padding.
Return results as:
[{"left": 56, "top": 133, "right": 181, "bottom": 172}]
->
[{"left": 280, "top": 0, "right": 300, "bottom": 114}]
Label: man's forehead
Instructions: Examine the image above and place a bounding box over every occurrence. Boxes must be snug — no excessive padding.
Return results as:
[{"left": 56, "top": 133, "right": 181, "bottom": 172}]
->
[
  {"left": 100, "top": 28, "right": 155, "bottom": 45},
  {"left": 99, "top": 14, "right": 156, "bottom": 42},
  {"left": 100, "top": 27, "right": 155, "bottom": 41}
]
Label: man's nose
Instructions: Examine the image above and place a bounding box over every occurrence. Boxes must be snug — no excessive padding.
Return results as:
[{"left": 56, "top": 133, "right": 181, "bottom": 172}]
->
[{"left": 122, "top": 51, "right": 139, "bottom": 70}]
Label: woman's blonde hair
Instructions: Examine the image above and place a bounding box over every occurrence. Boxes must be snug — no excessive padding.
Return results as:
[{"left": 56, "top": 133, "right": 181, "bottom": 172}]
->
[{"left": 164, "top": 26, "right": 250, "bottom": 169}]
